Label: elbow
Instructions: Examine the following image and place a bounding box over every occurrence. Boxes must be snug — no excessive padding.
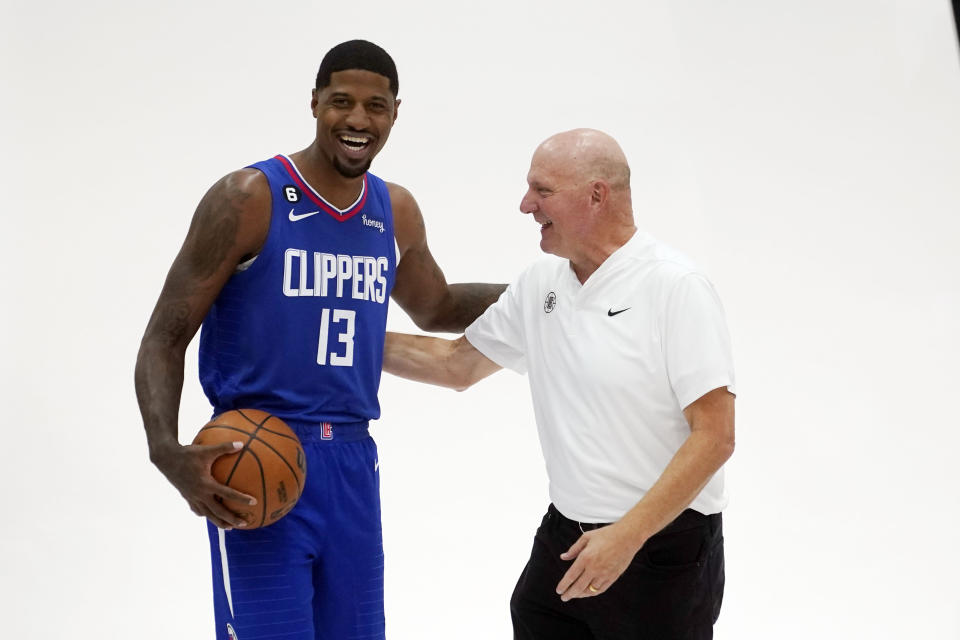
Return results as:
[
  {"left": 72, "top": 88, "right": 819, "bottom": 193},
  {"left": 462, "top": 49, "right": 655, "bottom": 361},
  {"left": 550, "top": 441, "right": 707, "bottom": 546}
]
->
[
  {"left": 451, "top": 379, "right": 475, "bottom": 393},
  {"left": 137, "top": 336, "right": 184, "bottom": 368},
  {"left": 718, "top": 434, "right": 735, "bottom": 463},
  {"left": 411, "top": 297, "right": 463, "bottom": 334},
  {"left": 135, "top": 336, "right": 160, "bottom": 377},
  {"left": 696, "top": 426, "right": 735, "bottom": 465},
  {"left": 447, "top": 366, "right": 478, "bottom": 393},
  {"left": 414, "top": 315, "right": 459, "bottom": 334},
  {"left": 411, "top": 314, "right": 437, "bottom": 332},
  {"left": 407, "top": 302, "right": 447, "bottom": 333}
]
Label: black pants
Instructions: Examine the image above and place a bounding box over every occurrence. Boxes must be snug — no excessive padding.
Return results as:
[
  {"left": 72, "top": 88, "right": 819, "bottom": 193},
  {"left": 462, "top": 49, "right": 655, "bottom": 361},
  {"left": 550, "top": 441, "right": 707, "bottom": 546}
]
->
[{"left": 511, "top": 504, "right": 724, "bottom": 640}]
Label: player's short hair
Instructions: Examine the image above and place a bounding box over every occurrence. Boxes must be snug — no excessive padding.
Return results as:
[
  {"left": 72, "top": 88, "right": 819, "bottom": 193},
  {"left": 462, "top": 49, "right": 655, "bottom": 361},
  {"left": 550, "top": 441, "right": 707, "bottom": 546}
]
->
[{"left": 315, "top": 40, "right": 399, "bottom": 97}]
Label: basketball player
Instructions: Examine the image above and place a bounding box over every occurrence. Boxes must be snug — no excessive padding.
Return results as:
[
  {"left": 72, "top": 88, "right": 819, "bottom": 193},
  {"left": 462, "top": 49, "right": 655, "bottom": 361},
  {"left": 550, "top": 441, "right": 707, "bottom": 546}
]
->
[
  {"left": 134, "top": 41, "right": 505, "bottom": 640},
  {"left": 382, "top": 129, "right": 735, "bottom": 638}
]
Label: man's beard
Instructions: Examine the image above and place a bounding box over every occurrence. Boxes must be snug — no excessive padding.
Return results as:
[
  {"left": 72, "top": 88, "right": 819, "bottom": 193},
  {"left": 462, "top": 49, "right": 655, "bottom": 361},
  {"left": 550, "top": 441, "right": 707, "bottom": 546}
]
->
[{"left": 333, "top": 157, "right": 372, "bottom": 179}]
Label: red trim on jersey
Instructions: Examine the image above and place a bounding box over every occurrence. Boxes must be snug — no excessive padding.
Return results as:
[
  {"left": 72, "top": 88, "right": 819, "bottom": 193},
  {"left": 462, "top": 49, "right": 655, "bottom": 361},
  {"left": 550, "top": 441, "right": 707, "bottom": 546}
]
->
[{"left": 274, "top": 154, "right": 368, "bottom": 222}]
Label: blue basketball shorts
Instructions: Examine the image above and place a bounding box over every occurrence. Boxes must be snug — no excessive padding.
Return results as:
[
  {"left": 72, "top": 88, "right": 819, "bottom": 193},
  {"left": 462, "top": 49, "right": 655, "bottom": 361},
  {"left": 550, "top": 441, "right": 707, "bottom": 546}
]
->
[{"left": 206, "top": 421, "right": 385, "bottom": 640}]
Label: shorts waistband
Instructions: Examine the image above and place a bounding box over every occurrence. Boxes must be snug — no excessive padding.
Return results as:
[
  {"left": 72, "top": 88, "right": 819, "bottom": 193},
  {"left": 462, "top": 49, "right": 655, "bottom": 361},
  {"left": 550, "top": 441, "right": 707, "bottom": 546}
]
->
[
  {"left": 290, "top": 420, "right": 370, "bottom": 443},
  {"left": 548, "top": 503, "right": 720, "bottom": 535}
]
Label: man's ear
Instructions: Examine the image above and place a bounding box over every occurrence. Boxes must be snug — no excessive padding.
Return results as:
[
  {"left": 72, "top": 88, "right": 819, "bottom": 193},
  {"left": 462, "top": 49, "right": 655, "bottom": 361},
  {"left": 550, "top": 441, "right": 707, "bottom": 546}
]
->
[{"left": 590, "top": 180, "right": 610, "bottom": 206}]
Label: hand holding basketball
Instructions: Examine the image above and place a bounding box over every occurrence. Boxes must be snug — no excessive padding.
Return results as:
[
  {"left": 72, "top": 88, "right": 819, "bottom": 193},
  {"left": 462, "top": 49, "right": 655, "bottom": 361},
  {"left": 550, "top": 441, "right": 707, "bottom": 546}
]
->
[
  {"left": 152, "top": 437, "right": 259, "bottom": 530},
  {"left": 192, "top": 409, "right": 307, "bottom": 529}
]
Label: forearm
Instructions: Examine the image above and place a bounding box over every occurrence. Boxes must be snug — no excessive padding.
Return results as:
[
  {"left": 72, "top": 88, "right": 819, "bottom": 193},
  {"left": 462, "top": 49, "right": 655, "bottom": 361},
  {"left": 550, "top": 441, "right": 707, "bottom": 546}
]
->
[
  {"left": 383, "top": 332, "right": 468, "bottom": 390},
  {"left": 385, "top": 332, "right": 503, "bottom": 391},
  {"left": 134, "top": 340, "right": 187, "bottom": 462},
  {"left": 421, "top": 283, "right": 507, "bottom": 333},
  {"left": 617, "top": 430, "right": 734, "bottom": 549}
]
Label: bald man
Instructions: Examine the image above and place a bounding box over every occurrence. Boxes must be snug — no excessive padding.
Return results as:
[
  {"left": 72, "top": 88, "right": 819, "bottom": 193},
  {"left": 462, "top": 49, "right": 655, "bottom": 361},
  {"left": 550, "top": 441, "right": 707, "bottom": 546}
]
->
[{"left": 383, "top": 129, "right": 736, "bottom": 639}]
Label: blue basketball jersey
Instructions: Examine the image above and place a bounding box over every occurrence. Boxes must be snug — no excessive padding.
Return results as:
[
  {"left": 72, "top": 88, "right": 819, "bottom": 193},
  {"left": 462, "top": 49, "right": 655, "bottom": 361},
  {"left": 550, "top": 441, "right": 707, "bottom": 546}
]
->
[{"left": 198, "top": 154, "right": 397, "bottom": 425}]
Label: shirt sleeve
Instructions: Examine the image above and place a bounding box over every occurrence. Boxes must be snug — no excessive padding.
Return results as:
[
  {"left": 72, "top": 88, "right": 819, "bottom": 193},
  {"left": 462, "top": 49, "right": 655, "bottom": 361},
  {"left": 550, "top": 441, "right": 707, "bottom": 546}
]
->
[
  {"left": 663, "top": 273, "right": 736, "bottom": 409},
  {"left": 464, "top": 270, "right": 528, "bottom": 374}
]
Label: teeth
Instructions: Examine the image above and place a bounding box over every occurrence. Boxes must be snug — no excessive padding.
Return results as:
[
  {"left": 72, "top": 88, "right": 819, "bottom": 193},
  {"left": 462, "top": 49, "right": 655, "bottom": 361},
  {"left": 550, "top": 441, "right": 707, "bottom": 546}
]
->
[{"left": 339, "top": 135, "right": 370, "bottom": 147}]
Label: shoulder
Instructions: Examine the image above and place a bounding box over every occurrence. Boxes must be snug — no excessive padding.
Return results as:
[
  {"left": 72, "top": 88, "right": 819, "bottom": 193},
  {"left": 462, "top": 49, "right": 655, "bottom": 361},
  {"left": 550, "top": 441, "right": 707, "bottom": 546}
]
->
[
  {"left": 384, "top": 182, "right": 424, "bottom": 254},
  {"left": 202, "top": 168, "right": 272, "bottom": 229},
  {"left": 648, "top": 251, "right": 721, "bottom": 315},
  {"left": 629, "top": 233, "right": 703, "bottom": 284},
  {"left": 617, "top": 234, "right": 723, "bottom": 315},
  {"left": 192, "top": 167, "right": 272, "bottom": 255},
  {"left": 205, "top": 168, "right": 271, "bottom": 207},
  {"left": 385, "top": 182, "right": 417, "bottom": 215}
]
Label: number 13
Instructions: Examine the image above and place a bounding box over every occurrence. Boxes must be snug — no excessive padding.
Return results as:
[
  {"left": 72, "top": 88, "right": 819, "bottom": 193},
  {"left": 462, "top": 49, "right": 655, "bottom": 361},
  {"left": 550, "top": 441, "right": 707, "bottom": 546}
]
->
[{"left": 317, "top": 308, "right": 355, "bottom": 366}]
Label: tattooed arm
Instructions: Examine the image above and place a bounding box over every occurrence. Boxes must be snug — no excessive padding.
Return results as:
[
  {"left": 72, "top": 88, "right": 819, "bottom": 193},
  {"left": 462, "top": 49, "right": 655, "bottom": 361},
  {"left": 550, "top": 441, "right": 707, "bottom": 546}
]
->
[
  {"left": 388, "top": 183, "right": 507, "bottom": 333},
  {"left": 134, "top": 169, "right": 270, "bottom": 529}
]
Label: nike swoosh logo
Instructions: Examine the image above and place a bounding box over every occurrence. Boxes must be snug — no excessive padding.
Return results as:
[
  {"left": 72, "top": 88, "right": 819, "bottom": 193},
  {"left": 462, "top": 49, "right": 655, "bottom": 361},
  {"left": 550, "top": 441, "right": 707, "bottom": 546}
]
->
[
  {"left": 289, "top": 209, "right": 321, "bottom": 222},
  {"left": 607, "top": 307, "right": 631, "bottom": 317}
]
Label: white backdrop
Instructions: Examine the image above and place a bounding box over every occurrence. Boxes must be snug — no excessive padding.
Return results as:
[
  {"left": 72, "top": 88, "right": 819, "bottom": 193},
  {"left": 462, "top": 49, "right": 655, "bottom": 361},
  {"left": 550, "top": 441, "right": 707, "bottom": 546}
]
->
[{"left": 3, "top": 1, "right": 959, "bottom": 638}]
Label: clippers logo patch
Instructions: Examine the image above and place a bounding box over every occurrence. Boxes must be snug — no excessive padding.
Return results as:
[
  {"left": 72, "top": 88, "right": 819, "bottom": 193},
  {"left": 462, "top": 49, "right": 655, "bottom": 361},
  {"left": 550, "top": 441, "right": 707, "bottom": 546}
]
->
[
  {"left": 544, "top": 291, "right": 557, "bottom": 313},
  {"left": 226, "top": 623, "right": 239, "bottom": 639},
  {"left": 321, "top": 422, "right": 333, "bottom": 440}
]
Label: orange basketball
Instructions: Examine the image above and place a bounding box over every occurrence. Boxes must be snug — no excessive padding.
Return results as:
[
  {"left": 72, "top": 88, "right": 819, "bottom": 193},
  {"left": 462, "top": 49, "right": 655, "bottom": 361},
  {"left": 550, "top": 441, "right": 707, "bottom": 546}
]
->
[{"left": 192, "top": 409, "right": 306, "bottom": 529}]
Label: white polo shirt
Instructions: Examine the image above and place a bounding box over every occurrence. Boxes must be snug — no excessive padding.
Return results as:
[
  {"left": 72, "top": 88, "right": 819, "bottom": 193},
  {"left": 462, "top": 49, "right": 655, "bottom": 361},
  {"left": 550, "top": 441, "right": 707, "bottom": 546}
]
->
[{"left": 464, "top": 231, "right": 735, "bottom": 522}]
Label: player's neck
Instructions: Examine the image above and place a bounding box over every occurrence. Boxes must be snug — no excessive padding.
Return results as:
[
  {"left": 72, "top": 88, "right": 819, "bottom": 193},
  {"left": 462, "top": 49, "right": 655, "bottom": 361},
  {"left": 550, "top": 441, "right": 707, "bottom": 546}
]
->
[{"left": 288, "top": 146, "right": 365, "bottom": 209}]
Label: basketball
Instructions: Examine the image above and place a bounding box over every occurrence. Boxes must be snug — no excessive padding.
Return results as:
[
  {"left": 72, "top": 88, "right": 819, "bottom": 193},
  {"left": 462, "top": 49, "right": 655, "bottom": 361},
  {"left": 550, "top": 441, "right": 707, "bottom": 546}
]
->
[{"left": 192, "top": 409, "right": 307, "bottom": 529}]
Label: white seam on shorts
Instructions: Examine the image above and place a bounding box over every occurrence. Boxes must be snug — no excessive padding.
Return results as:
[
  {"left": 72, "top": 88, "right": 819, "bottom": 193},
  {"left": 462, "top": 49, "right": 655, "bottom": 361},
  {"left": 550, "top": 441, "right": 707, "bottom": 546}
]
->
[{"left": 218, "top": 527, "right": 235, "bottom": 618}]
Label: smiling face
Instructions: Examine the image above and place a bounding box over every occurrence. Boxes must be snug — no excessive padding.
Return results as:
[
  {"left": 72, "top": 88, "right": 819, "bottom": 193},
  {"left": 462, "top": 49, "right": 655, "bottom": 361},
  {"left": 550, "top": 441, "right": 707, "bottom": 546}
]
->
[
  {"left": 311, "top": 69, "right": 400, "bottom": 178},
  {"left": 519, "top": 146, "right": 593, "bottom": 259}
]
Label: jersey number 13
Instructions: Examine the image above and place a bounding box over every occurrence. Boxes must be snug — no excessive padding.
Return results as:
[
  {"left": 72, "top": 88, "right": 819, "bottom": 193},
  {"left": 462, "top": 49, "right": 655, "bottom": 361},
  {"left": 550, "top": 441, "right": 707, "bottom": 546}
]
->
[{"left": 317, "top": 308, "right": 355, "bottom": 366}]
